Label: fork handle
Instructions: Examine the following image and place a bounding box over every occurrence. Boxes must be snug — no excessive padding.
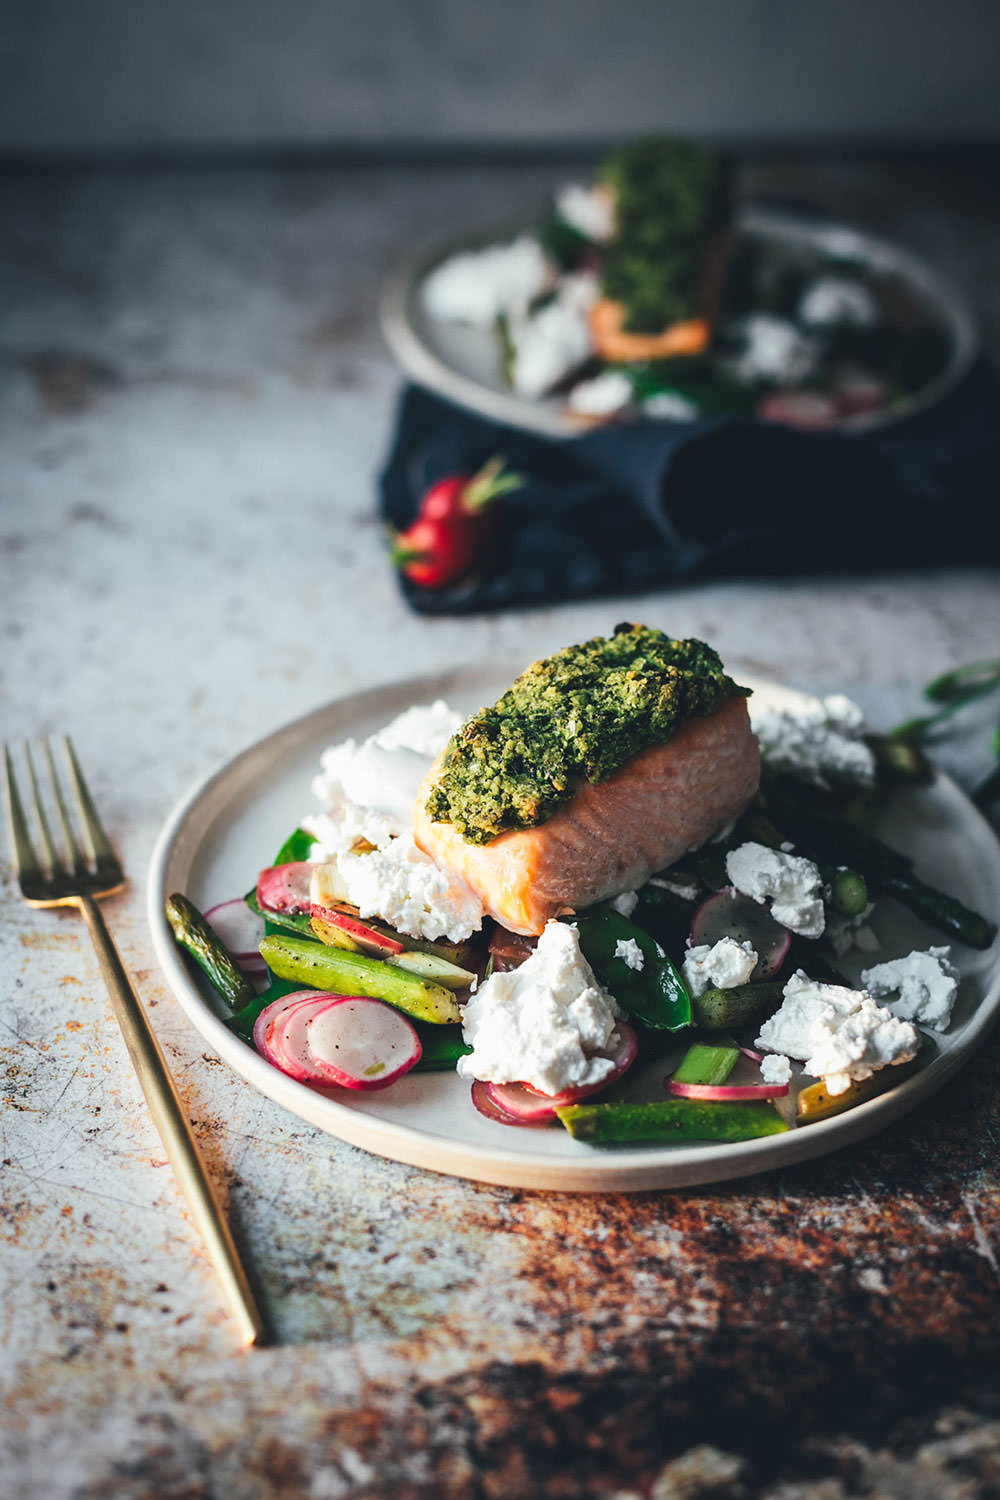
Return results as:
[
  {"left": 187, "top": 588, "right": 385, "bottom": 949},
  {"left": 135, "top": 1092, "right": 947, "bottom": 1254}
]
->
[{"left": 76, "top": 895, "right": 267, "bottom": 1346}]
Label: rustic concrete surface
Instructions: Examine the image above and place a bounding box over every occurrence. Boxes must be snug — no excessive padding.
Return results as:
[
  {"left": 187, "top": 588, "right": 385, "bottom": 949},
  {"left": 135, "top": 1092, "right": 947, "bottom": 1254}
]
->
[{"left": 1, "top": 155, "right": 999, "bottom": 1499}]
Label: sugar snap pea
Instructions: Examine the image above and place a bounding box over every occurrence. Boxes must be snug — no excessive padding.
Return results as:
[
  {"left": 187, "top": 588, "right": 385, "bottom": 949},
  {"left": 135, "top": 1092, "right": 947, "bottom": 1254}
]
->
[
  {"left": 576, "top": 909, "right": 692, "bottom": 1031},
  {"left": 556, "top": 1098, "right": 788, "bottom": 1144}
]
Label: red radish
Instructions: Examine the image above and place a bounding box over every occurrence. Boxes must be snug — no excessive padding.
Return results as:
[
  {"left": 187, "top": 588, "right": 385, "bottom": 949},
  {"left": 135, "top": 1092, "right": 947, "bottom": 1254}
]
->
[
  {"left": 392, "top": 455, "right": 524, "bottom": 591},
  {"left": 253, "top": 990, "right": 324, "bottom": 1074},
  {"left": 666, "top": 1078, "right": 789, "bottom": 1101},
  {"left": 269, "top": 996, "right": 343, "bottom": 1083},
  {"left": 205, "top": 898, "right": 267, "bottom": 971},
  {"left": 304, "top": 998, "right": 421, "bottom": 1090},
  {"left": 521, "top": 1023, "right": 638, "bottom": 1102},
  {"left": 758, "top": 391, "right": 840, "bottom": 430},
  {"left": 739, "top": 1046, "right": 764, "bottom": 1063},
  {"left": 310, "top": 904, "right": 404, "bottom": 956},
  {"left": 471, "top": 1080, "right": 526, "bottom": 1126},
  {"left": 253, "top": 991, "right": 422, "bottom": 1090},
  {"left": 484, "top": 1081, "right": 562, "bottom": 1125},
  {"left": 689, "top": 889, "right": 792, "bottom": 980},
  {"left": 478, "top": 1023, "right": 639, "bottom": 1124},
  {"left": 257, "top": 862, "right": 313, "bottom": 915}
]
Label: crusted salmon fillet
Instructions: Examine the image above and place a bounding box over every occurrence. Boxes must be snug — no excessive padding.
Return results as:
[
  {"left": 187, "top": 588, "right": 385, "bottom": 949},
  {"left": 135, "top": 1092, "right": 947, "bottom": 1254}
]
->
[{"left": 413, "top": 695, "right": 760, "bottom": 936}]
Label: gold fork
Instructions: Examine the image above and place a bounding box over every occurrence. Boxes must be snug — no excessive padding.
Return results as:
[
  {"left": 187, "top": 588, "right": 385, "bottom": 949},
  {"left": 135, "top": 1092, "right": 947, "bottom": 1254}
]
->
[{"left": 3, "top": 736, "right": 266, "bottom": 1346}]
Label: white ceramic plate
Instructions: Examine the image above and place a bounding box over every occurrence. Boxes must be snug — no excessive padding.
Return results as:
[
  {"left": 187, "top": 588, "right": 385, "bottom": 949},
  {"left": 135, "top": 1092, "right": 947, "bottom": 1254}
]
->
[
  {"left": 380, "top": 206, "right": 978, "bottom": 437},
  {"left": 147, "top": 667, "right": 1000, "bottom": 1192}
]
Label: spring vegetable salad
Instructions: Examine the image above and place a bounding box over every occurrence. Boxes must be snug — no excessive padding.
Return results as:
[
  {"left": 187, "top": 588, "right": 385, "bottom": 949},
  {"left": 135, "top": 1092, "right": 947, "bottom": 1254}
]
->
[
  {"left": 167, "top": 628, "right": 997, "bottom": 1147},
  {"left": 421, "top": 136, "right": 954, "bottom": 431}
]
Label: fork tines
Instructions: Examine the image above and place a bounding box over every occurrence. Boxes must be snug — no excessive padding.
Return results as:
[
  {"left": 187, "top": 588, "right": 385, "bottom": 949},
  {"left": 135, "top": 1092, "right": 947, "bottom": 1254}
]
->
[{"left": 3, "top": 737, "right": 123, "bottom": 903}]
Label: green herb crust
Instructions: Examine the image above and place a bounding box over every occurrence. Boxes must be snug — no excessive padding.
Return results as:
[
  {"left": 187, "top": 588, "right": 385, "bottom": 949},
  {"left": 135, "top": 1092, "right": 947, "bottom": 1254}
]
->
[
  {"left": 425, "top": 623, "right": 749, "bottom": 845},
  {"left": 599, "top": 137, "right": 733, "bottom": 334}
]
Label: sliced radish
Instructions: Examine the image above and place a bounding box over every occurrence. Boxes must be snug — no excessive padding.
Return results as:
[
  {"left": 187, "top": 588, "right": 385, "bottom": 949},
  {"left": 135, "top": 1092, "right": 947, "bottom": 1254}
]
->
[
  {"left": 739, "top": 1046, "right": 764, "bottom": 1063},
  {"left": 471, "top": 1080, "right": 527, "bottom": 1126},
  {"left": 310, "top": 904, "right": 404, "bottom": 956},
  {"left": 304, "top": 997, "right": 421, "bottom": 1090},
  {"left": 758, "top": 391, "right": 840, "bottom": 430},
  {"left": 689, "top": 889, "right": 791, "bottom": 980},
  {"left": 205, "top": 898, "right": 267, "bottom": 971},
  {"left": 483, "top": 1081, "right": 562, "bottom": 1124},
  {"left": 666, "top": 1078, "right": 790, "bottom": 1101},
  {"left": 480, "top": 1023, "right": 639, "bottom": 1124},
  {"left": 269, "top": 996, "right": 344, "bottom": 1083},
  {"left": 521, "top": 1023, "right": 638, "bottom": 1103},
  {"left": 253, "top": 991, "right": 325, "bottom": 1075},
  {"left": 257, "top": 862, "right": 313, "bottom": 915}
]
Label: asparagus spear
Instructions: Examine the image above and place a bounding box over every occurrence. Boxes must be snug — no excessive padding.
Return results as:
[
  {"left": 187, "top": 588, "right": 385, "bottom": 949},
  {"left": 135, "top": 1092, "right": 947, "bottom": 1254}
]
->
[
  {"left": 165, "top": 893, "right": 255, "bottom": 1010},
  {"left": 259, "top": 934, "right": 461, "bottom": 1024}
]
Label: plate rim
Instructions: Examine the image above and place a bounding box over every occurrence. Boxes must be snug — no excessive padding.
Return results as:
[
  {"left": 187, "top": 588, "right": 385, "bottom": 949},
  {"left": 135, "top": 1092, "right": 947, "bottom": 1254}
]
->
[
  {"left": 379, "top": 203, "right": 979, "bottom": 439},
  {"left": 147, "top": 665, "right": 1000, "bottom": 1192}
]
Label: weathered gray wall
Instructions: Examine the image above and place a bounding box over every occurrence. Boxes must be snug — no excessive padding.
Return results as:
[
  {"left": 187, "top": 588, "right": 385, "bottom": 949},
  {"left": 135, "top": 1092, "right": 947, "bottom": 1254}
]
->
[{"left": 2, "top": 0, "right": 999, "bottom": 154}]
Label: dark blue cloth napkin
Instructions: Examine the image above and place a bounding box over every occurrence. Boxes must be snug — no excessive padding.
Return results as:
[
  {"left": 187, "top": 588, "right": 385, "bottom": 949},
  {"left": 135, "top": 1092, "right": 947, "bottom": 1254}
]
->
[{"left": 379, "top": 367, "right": 1000, "bottom": 615}]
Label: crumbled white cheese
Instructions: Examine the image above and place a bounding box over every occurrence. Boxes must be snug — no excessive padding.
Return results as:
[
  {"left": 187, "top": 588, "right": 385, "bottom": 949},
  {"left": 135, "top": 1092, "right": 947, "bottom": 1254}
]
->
[
  {"left": 372, "top": 699, "right": 464, "bottom": 757},
  {"left": 510, "top": 273, "right": 598, "bottom": 399},
  {"left": 682, "top": 937, "right": 758, "bottom": 998},
  {"left": 860, "top": 947, "right": 960, "bottom": 1032},
  {"left": 756, "top": 970, "right": 919, "bottom": 1095},
  {"left": 335, "top": 833, "right": 483, "bottom": 944},
  {"left": 305, "top": 700, "right": 464, "bottom": 853},
  {"left": 302, "top": 701, "right": 485, "bottom": 941},
  {"left": 610, "top": 889, "right": 638, "bottom": 918},
  {"left": 750, "top": 691, "right": 875, "bottom": 789},
  {"left": 826, "top": 905, "right": 880, "bottom": 957},
  {"left": 555, "top": 182, "right": 615, "bottom": 243},
  {"left": 723, "top": 314, "right": 819, "bottom": 386},
  {"left": 641, "top": 390, "right": 699, "bottom": 422},
  {"left": 760, "top": 1054, "right": 792, "bottom": 1086},
  {"left": 726, "top": 842, "right": 826, "bottom": 938},
  {"left": 614, "top": 937, "right": 645, "bottom": 972},
  {"left": 566, "top": 370, "right": 633, "bottom": 417},
  {"left": 457, "top": 921, "right": 623, "bottom": 1094},
  {"left": 422, "top": 236, "right": 553, "bottom": 328},
  {"left": 799, "top": 277, "right": 878, "bottom": 329},
  {"left": 649, "top": 873, "right": 701, "bottom": 902}
]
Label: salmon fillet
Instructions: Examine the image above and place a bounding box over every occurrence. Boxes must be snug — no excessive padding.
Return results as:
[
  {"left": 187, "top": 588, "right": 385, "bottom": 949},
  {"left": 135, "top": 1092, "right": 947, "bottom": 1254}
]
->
[{"left": 413, "top": 695, "right": 760, "bottom": 936}]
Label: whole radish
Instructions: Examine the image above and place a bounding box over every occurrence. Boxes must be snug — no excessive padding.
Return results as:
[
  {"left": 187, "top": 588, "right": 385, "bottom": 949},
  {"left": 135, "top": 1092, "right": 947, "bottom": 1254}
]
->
[{"left": 392, "top": 455, "right": 524, "bottom": 590}]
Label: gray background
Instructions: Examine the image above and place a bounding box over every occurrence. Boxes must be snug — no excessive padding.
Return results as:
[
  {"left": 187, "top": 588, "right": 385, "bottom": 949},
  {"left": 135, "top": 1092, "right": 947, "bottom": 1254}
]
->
[{"left": 2, "top": 0, "right": 999, "bottom": 155}]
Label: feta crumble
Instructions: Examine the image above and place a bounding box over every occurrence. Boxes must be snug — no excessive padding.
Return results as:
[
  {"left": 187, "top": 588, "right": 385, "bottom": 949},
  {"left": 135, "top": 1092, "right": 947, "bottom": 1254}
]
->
[
  {"left": 756, "top": 971, "right": 919, "bottom": 1095},
  {"left": 723, "top": 314, "right": 819, "bottom": 387},
  {"left": 760, "top": 1054, "right": 792, "bottom": 1086},
  {"left": 799, "top": 276, "right": 878, "bottom": 329},
  {"left": 860, "top": 947, "right": 960, "bottom": 1032},
  {"left": 750, "top": 691, "right": 875, "bottom": 789},
  {"left": 302, "top": 700, "right": 485, "bottom": 942},
  {"left": 555, "top": 182, "right": 615, "bottom": 243},
  {"left": 457, "top": 921, "right": 623, "bottom": 1095},
  {"left": 610, "top": 889, "right": 639, "bottom": 918},
  {"left": 422, "top": 236, "right": 553, "bottom": 328},
  {"left": 566, "top": 370, "right": 633, "bottom": 417},
  {"left": 510, "top": 273, "right": 598, "bottom": 399},
  {"left": 826, "top": 905, "right": 880, "bottom": 957},
  {"left": 649, "top": 874, "right": 701, "bottom": 902},
  {"left": 682, "top": 937, "right": 757, "bottom": 998},
  {"left": 641, "top": 390, "right": 699, "bottom": 422},
  {"left": 614, "top": 937, "right": 645, "bottom": 972},
  {"left": 726, "top": 842, "right": 826, "bottom": 938}
]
